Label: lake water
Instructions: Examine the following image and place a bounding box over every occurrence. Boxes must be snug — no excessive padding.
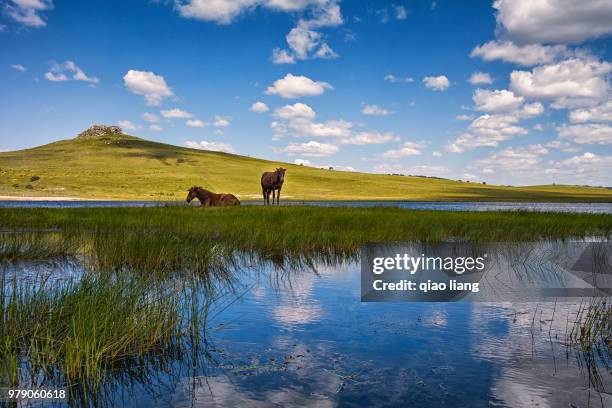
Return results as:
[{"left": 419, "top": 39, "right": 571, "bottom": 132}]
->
[
  {"left": 1, "top": 200, "right": 612, "bottom": 213},
  {"left": 3, "top": 241, "right": 610, "bottom": 408}
]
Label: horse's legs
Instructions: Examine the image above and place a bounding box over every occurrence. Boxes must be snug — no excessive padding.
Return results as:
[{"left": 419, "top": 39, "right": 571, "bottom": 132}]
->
[
  {"left": 276, "top": 187, "right": 281, "bottom": 205},
  {"left": 272, "top": 189, "right": 276, "bottom": 205},
  {"left": 265, "top": 189, "right": 270, "bottom": 205},
  {"left": 262, "top": 188, "right": 267, "bottom": 205}
]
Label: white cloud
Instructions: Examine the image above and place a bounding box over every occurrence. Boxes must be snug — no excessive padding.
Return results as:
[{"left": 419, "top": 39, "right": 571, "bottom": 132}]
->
[
  {"left": 314, "top": 42, "right": 338, "bottom": 59},
  {"left": 45, "top": 61, "right": 99, "bottom": 85},
  {"left": 272, "top": 0, "right": 342, "bottom": 62},
  {"left": 433, "top": 151, "right": 442, "bottom": 157},
  {"left": 149, "top": 124, "right": 163, "bottom": 132},
  {"left": 190, "top": 1, "right": 338, "bottom": 64},
  {"left": 448, "top": 114, "right": 529, "bottom": 152},
  {"left": 10, "top": 64, "right": 26, "bottom": 72},
  {"left": 456, "top": 114, "right": 475, "bottom": 121},
  {"left": 286, "top": 27, "right": 321, "bottom": 59},
  {"left": 175, "top": 0, "right": 258, "bottom": 24},
  {"left": 520, "top": 102, "right": 545, "bottom": 118},
  {"left": 163, "top": 0, "right": 344, "bottom": 77},
  {"left": 161, "top": 108, "right": 192, "bottom": 119},
  {"left": 266, "top": 0, "right": 320, "bottom": 12},
  {"left": 493, "top": 0, "right": 612, "bottom": 44},
  {"left": 274, "top": 102, "right": 316, "bottom": 119},
  {"left": 423, "top": 75, "right": 449, "bottom": 91},
  {"left": 44, "top": 72, "right": 68, "bottom": 81},
  {"left": 250, "top": 101, "right": 269, "bottom": 113},
  {"left": 293, "top": 158, "right": 355, "bottom": 171},
  {"left": 450, "top": 92, "right": 545, "bottom": 153},
  {"left": 394, "top": 5, "right": 407, "bottom": 20},
  {"left": 381, "top": 141, "right": 426, "bottom": 159},
  {"left": 291, "top": 119, "right": 352, "bottom": 138},
  {"left": 545, "top": 152, "right": 612, "bottom": 185},
  {"left": 361, "top": 104, "right": 392, "bottom": 116},
  {"left": 474, "top": 144, "right": 549, "bottom": 175},
  {"left": 569, "top": 101, "right": 612, "bottom": 122},
  {"left": 213, "top": 115, "right": 231, "bottom": 127},
  {"left": 341, "top": 131, "right": 399, "bottom": 145},
  {"left": 271, "top": 103, "right": 399, "bottom": 148},
  {"left": 185, "top": 140, "right": 236, "bottom": 153},
  {"left": 294, "top": 158, "right": 313, "bottom": 166},
  {"left": 118, "top": 120, "right": 141, "bottom": 131},
  {"left": 510, "top": 58, "right": 611, "bottom": 109},
  {"left": 123, "top": 70, "right": 173, "bottom": 106},
  {"left": 6, "top": 0, "right": 53, "bottom": 28},
  {"left": 470, "top": 41, "right": 568, "bottom": 66},
  {"left": 265, "top": 73, "right": 332, "bottom": 98},
  {"left": 186, "top": 119, "right": 208, "bottom": 128},
  {"left": 468, "top": 72, "right": 493, "bottom": 85},
  {"left": 557, "top": 123, "right": 612, "bottom": 144},
  {"left": 372, "top": 163, "right": 451, "bottom": 178},
  {"left": 175, "top": 0, "right": 343, "bottom": 28},
  {"left": 545, "top": 140, "right": 580, "bottom": 152},
  {"left": 271, "top": 48, "right": 296, "bottom": 64},
  {"left": 279, "top": 25, "right": 338, "bottom": 62},
  {"left": 384, "top": 74, "right": 414, "bottom": 83},
  {"left": 142, "top": 112, "right": 159, "bottom": 123},
  {"left": 298, "top": 1, "right": 342, "bottom": 29},
  {"left": 272, "top": 103, "right": 353, "bottom": 140},
  {"left": 377, "top": 4, "right": 408, "bottom": 23},
  {"left": 473, "top": 89, "right": 524, "bottom": 113},
  {"left": 281, "top": 140, "right": 338, "bottom": 156}
]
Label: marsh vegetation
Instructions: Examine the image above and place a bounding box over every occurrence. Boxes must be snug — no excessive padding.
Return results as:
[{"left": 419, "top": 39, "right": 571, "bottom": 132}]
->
[{"left": 0, "top": 206, "right": 610, "bottom": 406}]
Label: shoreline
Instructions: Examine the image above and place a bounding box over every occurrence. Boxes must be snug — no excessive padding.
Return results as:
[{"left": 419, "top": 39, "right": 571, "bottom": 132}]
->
[
  {"left": 0, "top": 195, "right": 91, "bottom": 202},
  {"left": 1, "top": 196, "right": 612, "bottom": 204}
]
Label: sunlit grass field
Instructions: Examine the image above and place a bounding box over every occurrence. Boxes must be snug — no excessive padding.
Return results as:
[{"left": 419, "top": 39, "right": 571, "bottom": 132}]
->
[{"left": 1, "top": 131, "right": 611, "bottom": 201}]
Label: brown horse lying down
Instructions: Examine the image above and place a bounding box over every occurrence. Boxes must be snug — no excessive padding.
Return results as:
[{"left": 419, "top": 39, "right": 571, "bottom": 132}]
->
[{"left": 186, "top": 186, "right": 240, "bottom": 206}]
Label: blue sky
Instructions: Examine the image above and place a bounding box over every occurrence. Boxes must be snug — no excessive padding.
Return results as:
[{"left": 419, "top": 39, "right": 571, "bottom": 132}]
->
[{"left": 1, "top": 0, "right": 611, "bottom": 186}]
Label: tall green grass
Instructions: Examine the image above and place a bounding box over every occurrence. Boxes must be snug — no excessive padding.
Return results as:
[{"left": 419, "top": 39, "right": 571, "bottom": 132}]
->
[
  {"left": 0, "top": 206, "right": 610, "bottom": 268},
  {"left": 0, "top": 268, "right": 219, "bottom": 401}
]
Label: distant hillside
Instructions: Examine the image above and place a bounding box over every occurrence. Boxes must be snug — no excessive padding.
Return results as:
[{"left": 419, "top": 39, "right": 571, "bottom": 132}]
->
[{"left": 1, "top": 126, "right": 611, "bottom": 202}]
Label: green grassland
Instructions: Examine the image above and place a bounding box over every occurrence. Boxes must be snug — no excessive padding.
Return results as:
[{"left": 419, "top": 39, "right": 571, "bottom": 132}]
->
[{"left": 1, "top": 129, "right": 611, "bottom": 201}]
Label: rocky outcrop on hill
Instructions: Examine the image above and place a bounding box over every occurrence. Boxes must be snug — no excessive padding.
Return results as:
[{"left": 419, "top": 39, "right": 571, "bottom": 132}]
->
[{"left": 76, "top": 125, "right": 124, "bottom": 139}]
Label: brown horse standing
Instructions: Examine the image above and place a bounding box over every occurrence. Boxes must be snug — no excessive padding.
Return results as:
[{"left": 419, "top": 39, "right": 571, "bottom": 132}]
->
[
  {"left": 186, "top": 186, "right": 240, "bottom": 206},
  {"left": 261, "top": 168, "right": 286, "bottom": 205}
]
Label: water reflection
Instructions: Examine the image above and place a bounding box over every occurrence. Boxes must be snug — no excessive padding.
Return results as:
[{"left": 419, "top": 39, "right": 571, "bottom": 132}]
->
[{"left": 0, "top": 241, "right": 610, "bottom": 407}]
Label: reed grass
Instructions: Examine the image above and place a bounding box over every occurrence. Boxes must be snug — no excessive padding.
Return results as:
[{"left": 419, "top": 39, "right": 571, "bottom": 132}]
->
[
  {"left": 0, "top": 271, "right": 197, "bottom": 388},
  {"left": 0, "top": 206, "right": 610, "bottom": 264}
]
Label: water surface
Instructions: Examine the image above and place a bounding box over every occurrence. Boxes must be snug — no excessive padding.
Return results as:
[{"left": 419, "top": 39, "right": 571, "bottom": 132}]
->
[
  {"left": 1, "top": 200, "right": 612, "bottom": 213},
  {"left": 3, "top": 243, "right": 610, "bottom": 408}
]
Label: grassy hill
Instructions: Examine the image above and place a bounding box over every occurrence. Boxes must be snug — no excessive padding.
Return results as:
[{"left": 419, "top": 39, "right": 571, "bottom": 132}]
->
[{"left": 1, "top": 127, "right": 611, "bottom": 202}]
